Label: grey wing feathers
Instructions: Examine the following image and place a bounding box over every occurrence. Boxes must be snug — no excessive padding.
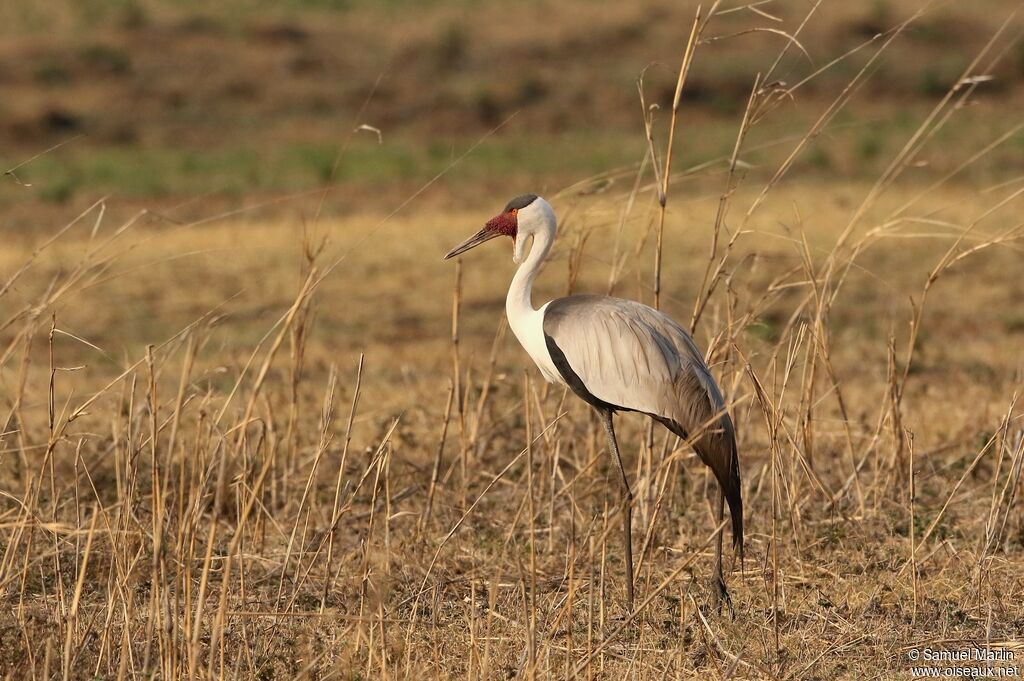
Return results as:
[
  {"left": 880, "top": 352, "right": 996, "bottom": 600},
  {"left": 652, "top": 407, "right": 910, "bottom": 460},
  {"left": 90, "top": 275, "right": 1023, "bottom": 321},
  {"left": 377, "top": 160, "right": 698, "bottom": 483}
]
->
[
  {"left": 543, "top": 295, "right": 743, "bottom": 553},
  {"left": 542, "top": 295, "right": 725, "bottom": 424}
]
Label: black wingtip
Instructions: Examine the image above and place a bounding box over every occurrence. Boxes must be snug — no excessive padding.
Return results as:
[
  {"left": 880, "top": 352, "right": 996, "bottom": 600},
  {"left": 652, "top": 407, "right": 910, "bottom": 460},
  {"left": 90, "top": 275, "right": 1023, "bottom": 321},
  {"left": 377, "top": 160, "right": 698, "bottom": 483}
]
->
[
  {"left": 730, "top": 493, "right": 744, "bottom": 561},
  {"left": 726, "top": 443, "right": 744, "bottom": 563}
]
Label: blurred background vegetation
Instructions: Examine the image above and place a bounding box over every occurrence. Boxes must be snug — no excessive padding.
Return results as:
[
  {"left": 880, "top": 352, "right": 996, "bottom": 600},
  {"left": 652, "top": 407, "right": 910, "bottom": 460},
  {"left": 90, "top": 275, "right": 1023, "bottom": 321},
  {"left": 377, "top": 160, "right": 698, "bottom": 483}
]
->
[{"left": 1, "top": 0, "right": 1022, "bottom": 226}]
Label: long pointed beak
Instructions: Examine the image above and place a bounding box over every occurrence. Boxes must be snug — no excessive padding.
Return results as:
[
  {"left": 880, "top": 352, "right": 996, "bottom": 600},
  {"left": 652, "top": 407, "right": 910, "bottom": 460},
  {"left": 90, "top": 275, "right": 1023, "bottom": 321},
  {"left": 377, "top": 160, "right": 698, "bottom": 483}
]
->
[{"left": 444, "top": 227, "right": 499, "bottom": 259}]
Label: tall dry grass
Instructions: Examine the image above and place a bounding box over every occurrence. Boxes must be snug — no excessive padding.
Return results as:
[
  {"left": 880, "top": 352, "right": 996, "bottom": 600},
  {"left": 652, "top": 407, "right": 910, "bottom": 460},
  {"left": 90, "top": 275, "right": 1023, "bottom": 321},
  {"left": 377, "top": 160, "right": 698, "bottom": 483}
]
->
[{"left": 2, "top": 3, "right": 1024, "bottom": 680}]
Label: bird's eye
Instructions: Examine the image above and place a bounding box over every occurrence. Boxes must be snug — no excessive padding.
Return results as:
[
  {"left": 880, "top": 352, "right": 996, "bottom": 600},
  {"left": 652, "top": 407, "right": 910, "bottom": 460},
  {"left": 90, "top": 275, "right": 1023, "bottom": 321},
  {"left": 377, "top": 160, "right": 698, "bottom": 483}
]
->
[{"left": 509, "top": 208, "right": 518, "bottom": 216}]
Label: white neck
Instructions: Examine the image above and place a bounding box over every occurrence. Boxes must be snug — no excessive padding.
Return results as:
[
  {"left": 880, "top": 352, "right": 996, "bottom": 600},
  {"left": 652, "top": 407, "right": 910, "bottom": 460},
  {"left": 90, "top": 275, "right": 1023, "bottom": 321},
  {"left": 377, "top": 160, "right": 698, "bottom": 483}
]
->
[
  {"left": 502, "top": 200, "right": 563, "bottom": 385},
  {"left": 506, "top": 229, "right": 553, "bottom": 321}
]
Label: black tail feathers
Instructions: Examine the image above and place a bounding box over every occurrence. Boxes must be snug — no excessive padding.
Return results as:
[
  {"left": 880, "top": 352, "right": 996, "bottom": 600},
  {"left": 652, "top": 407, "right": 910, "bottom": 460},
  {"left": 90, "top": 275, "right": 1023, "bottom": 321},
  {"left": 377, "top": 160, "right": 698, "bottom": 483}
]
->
[
  {"left": 654, "top": 413, "right": 743, "bottom": 560},
  {"left": 713, "top": 435, "right": 744, "bottom": 562},
  {"left": 725, "top": 461, "right": 743, "bottom": 561}
]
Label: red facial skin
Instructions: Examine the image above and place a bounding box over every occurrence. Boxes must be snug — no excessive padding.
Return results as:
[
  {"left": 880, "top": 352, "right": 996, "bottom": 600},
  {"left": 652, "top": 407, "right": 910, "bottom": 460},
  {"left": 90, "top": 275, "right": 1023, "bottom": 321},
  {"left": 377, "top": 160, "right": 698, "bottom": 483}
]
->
[
  {"left": 444, "top": 207, "right": 522, "bottom": 259},
  {"left": 485, "top": 209, "right": 518, "bottom": 238}
]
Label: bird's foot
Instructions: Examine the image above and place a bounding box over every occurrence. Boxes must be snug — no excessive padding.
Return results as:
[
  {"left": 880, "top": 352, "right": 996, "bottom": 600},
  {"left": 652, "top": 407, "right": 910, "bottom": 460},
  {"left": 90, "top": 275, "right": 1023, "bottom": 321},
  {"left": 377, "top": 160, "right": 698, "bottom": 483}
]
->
[{"left": 709, "top": 575, "right": 735, "bottom": 619}]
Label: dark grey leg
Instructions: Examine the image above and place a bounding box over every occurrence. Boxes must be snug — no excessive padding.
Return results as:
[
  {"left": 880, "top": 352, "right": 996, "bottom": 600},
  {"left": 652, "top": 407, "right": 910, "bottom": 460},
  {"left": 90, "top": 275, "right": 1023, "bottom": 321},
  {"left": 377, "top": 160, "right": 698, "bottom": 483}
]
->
[{"left": 598, "top": 408, "right": 634, "bottom": 612}]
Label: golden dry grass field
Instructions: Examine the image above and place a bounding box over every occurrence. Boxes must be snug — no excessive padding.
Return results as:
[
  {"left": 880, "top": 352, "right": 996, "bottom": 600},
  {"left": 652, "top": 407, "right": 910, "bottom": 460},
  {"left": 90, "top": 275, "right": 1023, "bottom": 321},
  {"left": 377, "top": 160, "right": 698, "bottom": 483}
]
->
[{"left": 2, "top": 1, "right": 1024, "bottom": 680}]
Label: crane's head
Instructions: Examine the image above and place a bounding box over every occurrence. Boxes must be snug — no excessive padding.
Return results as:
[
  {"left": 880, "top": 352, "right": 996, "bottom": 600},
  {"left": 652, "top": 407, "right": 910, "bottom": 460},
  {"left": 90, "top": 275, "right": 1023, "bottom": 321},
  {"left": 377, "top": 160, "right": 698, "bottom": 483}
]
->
[{"left": 444, "top": 194, "right": 554, "bottom": 264}]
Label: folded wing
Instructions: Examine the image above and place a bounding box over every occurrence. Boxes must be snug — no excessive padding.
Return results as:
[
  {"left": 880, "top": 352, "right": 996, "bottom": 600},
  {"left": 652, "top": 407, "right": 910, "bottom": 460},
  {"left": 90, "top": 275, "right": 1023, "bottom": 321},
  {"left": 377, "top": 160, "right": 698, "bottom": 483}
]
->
[{"left": 542, "top": 295, "right": 742, "bottom": 551}]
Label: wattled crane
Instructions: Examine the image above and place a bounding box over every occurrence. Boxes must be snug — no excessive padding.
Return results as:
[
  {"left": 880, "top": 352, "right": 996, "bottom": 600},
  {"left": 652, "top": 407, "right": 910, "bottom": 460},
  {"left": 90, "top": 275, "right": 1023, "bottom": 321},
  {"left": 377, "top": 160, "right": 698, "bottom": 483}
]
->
[{"left": 444, "top": 194, "right": 742, "bottom": 611}]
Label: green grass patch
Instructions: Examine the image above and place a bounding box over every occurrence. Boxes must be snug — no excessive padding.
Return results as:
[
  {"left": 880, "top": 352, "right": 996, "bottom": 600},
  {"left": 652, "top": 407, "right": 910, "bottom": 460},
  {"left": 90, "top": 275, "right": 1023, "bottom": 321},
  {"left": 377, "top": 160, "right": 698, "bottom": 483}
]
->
[{"left": 2, "top": 109, "right": 1018, "bottom": 209}]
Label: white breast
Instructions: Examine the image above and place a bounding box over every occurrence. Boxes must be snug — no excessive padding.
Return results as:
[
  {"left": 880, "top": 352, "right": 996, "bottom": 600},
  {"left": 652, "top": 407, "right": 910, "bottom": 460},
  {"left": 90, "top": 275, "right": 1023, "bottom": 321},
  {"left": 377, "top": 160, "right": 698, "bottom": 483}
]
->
[{"left": 506, "top": 302, "right": 565, "bottom": 386}]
